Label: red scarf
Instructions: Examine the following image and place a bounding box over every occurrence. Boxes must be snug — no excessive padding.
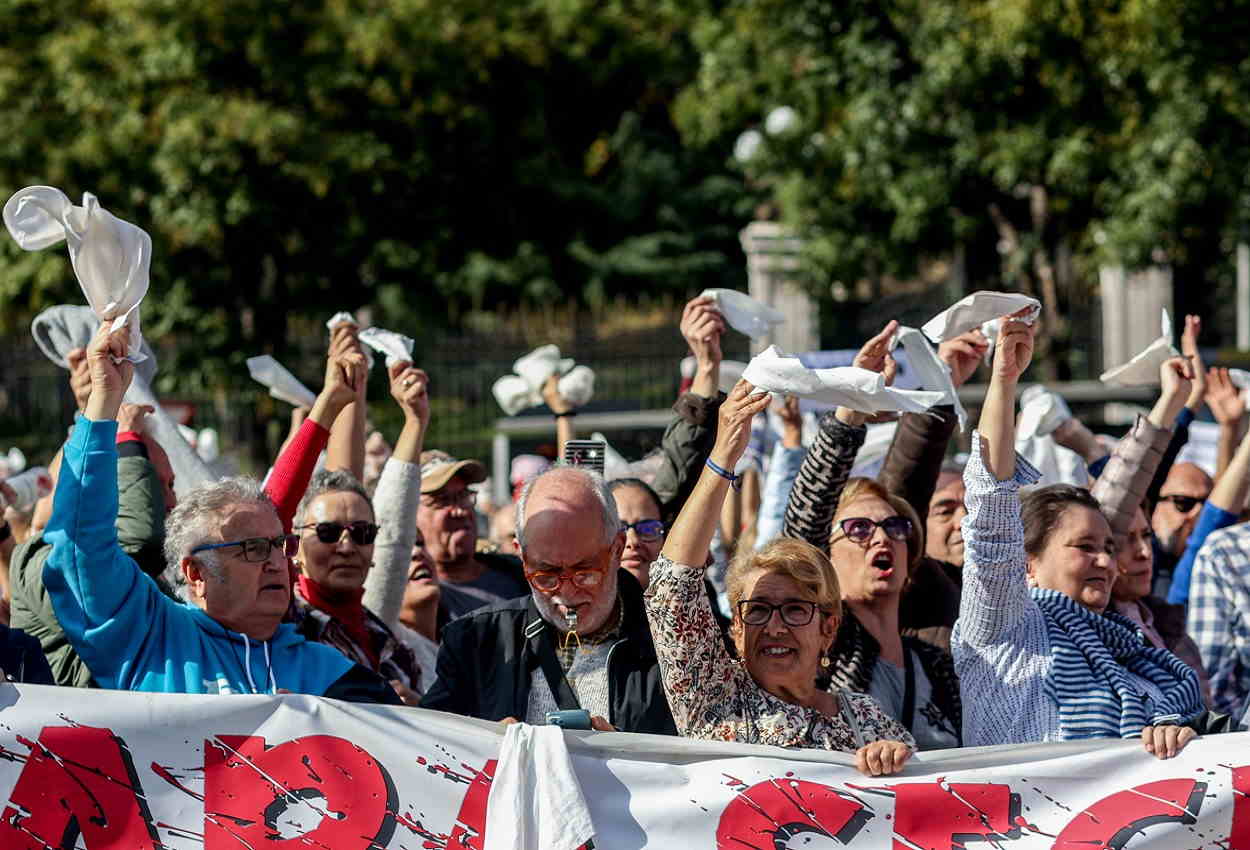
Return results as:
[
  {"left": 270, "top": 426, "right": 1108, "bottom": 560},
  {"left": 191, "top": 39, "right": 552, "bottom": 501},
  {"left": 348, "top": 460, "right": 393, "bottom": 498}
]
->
[{"left": 297, "top": 575, "right": 379, "bottom": 668}]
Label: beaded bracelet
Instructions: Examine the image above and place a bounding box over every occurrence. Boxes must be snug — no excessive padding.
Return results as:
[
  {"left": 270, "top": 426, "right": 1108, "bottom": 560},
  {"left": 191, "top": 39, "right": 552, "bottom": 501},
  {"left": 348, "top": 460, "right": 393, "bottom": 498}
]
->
[{"left": 705, "top": 457, "right": 742, "bottom": 491}]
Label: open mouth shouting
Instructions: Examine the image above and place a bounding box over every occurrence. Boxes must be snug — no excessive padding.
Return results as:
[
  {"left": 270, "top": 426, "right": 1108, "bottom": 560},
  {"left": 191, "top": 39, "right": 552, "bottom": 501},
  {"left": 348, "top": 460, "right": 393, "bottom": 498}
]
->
[{"left": 868, "top": 547, "right": 895, "bottom": 579}]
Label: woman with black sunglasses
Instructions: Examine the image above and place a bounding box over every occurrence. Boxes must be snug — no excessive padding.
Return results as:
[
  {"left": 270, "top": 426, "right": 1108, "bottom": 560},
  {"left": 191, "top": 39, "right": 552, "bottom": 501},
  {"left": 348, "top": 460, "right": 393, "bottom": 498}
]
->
[
  {"left": 779, "top": 321, "right": 962, "bottom": 750},
  {"left": 645, "top": 381, "right": 914, "bottom": 776}
]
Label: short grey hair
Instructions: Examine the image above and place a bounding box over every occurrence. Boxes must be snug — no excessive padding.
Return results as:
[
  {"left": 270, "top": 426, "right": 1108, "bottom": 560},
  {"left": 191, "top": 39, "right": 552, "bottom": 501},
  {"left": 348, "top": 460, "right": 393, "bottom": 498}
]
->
[
  {"left": 162, "top": 477, "right": 274, "bottom": 601},
  {"left": 294, "top": 468, "right": 373, "bottom": 527},
  {"left": 514, "top": 465, "right": 618, "bottom": 551}
]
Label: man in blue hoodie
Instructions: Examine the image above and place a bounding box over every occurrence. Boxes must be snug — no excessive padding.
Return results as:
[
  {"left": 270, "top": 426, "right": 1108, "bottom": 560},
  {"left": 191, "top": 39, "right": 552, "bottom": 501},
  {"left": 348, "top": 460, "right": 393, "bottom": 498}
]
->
[{"left": 43, "top": 323, "right": 400, "bottom": 704}]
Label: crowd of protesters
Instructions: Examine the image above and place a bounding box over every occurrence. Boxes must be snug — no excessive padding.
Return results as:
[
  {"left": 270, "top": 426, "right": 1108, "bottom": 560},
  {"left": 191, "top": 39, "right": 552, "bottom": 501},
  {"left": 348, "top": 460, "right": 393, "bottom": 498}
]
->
[{"left": 1, "top": 290, "right": 1248, "bottom": 779}]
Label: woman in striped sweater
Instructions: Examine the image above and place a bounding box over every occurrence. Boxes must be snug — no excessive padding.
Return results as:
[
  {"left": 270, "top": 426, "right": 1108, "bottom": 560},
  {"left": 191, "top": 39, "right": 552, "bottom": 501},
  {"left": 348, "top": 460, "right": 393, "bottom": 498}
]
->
[{"left": 953, "top": 309, "right": 1208, "bottom": 758}]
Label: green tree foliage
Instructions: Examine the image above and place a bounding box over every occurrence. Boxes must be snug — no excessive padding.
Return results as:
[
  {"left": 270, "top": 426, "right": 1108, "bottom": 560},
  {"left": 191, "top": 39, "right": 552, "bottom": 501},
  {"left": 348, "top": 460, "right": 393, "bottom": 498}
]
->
[
  {"left": 675, "top": 0, "right": 1250, "bottom": 376},
  {"left": 0, "top": 0, "right": 753, "bottom": 389}
]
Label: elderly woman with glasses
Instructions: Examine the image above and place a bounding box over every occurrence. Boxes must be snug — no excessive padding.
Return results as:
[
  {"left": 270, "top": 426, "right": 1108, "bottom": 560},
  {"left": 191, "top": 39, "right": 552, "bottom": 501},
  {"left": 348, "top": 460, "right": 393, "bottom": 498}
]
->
[
  {"left": 646, "top": 381, "right": 914, "bottom": 776},
  {"left": 956, "top": 312, "right": 1219, "bottom": 758}
]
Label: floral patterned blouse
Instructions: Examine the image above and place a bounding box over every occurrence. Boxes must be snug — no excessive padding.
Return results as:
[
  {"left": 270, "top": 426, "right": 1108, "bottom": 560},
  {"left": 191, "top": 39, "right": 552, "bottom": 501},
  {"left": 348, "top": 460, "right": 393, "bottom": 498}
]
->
[{"left": 644, "top": 554, "right": 916, "bottom": 752}]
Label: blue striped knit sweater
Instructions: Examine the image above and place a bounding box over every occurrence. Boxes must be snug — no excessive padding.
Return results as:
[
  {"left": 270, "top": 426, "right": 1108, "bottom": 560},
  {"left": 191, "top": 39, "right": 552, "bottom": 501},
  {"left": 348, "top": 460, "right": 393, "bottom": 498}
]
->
[{"left": 952, "top": 434, "right": 1201, "bottom": 747}]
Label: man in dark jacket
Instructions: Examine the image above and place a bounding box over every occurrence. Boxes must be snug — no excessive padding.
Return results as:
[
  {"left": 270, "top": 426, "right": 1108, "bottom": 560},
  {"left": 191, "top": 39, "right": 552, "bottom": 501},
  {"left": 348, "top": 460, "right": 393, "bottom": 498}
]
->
[{"left": 422, "top": 466, "right": 676, "bottom": 735}]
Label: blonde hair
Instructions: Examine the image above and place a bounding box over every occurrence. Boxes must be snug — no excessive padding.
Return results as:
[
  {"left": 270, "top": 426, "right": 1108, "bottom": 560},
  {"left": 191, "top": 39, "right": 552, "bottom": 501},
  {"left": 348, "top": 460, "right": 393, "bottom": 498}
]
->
[
  {"left": 725, "top": 537, "right": 842, "bottom": 619},
  {"left": 832, "top": 477, "right": 924, "bottom": 571}
]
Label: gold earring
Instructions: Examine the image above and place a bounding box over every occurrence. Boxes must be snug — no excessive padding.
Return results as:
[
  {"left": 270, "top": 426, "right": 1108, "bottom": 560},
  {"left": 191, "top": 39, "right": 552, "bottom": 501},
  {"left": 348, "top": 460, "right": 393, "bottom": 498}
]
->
[{"left": 820, "top": 656, "right": 831, "bottom": 669}]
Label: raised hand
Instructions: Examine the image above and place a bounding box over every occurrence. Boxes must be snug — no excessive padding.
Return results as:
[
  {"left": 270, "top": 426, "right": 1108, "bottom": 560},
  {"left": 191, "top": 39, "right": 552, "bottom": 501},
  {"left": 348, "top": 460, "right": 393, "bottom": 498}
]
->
[
  {"left": 938, "top": 328, "right": 989, "bottom": 387},
  {"left": 1158, "top": 355, "right": 1194, "bottom": 406},
  {"left": 852, "top": 320, "right": 899, "bottom": 376},
  {"left": 775, "top": 395, "right": 802, "bottom": 448},
  {"left": 541, "top": 373, "right": 573, "bottom": 415},
  {"left": 1180, "top": 314, "right": 1206, "bottom": 410},
  {"left": 84, "top": 323, "right": 134, "bottom": 421},
  {"left": 116, "top": 403, "right": 155, "bottom": 434},
  {"left": 680, "top": 295, "right": 725, "bottom": 369},
  {"left": 991, "top": 309, "right": 1036, "bottom": 383},
  {"left": 66, "top": 347, "right": 93, "bottom": 412},
  {"left": 710, "top": 380, "right": 771, "bottom": 471},
  {"left": 1206, "top": 367, "right": 1246, "bottom": 426},
  {"left": 389, "top": 362, "right": 430, "bottom": 431}
]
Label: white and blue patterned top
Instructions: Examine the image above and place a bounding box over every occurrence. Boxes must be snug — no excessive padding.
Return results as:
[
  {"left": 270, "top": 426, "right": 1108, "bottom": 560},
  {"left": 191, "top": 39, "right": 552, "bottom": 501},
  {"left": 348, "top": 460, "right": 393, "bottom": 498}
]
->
[
  {"left": 952, "top": 433, "right": 1197, "bottom": 747},
  {"left": 1187, "top": 522, "right": 1250, "bottom": 718}
]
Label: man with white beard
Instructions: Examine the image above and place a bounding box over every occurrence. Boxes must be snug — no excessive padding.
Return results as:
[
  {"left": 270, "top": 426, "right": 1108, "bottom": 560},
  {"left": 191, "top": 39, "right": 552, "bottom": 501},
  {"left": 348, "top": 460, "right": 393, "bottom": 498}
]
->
[{"left": 421, "top": 466, "right": 676, "bottom": 735}]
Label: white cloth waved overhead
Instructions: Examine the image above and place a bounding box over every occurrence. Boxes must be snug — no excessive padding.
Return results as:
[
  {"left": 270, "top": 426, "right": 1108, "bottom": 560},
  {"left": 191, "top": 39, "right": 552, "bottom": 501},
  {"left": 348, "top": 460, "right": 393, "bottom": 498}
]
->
[
  {"left": 890, "top": 325, "right": 968, "bottom": 431},
  {"left": 30, "top": 303, "right": 212, "bottom": 497},
  {"left": 325, "top": 311, "right": 375, "bottom": 368},
  {"left": 484, "top": 723, "right": 596, "bottom": 850},
  {"left": 1017, "top": 385, "right": 1073, "bottom": 438},
  {"left": 921, "top": 290, "right": 1040, "bottom": 343},
  {"left": 700, "top": 288, "right": 785, "bottom": 338},
  {"left": 1100, "top": 309, "right": 1179, "bottom": 386},
  {"left": 4, "top": 186, "right": 151, "bottom": 365},
  {"left": 743, "top": 345, "right": 945, "bottom": 414},
  {"left": 247, "top": 355, "right": 317, "bottom": 408},
  {"left": 358, "top": 326, "right": 414, "bottom": 368},
  {"left": 492, "top": 344, "right": 596, "bottom": 415}
]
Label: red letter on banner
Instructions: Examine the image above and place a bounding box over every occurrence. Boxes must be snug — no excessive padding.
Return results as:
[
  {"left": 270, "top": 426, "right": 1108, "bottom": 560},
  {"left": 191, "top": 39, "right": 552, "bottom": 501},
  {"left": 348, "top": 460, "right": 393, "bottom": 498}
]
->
[
  {"left": 891, "top": 781, "right": 1019, "bottom": 849},
  {"left": 203, "top": 734, "right": 395, "bottom": 850},
  {"left": 1053, "top": 778, "right": 1205, "bottom": 849},
  {"left": 716, "top": 779, "right": 871, "bottom": 849},
  {"left": 1228, "top": 765, "right": 1250, "bottom": 849},
  {"left": 0, "top": 725, "right": 160, "bottom": 849},
  {"left": 447, "top": 759, "right": 497, "bottom": 850}
]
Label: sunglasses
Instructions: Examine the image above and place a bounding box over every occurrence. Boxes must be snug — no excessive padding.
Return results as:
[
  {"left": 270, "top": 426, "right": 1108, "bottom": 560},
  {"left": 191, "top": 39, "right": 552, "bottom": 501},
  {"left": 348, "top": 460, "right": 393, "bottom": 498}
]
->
[
  {"left": 526, "top": 567, "right": 607, "bottom": 593},
  {"left": 298, "top": 521, "right": 380, "bottom": 546},
  {"left": 737, "top": 599, "right": 821, "bottom": 627},
  {"left": 835, "top": 515, "right": 913, "bottom": 543},
  {"left": 192, "top": 534, "right": 299, "bottom": 563},
  {"left": 620, "top": 519, "right": 665, "bottom": 541},
  {"left": 1157, "top": 494, "right": 1204, "bottom": 514}
]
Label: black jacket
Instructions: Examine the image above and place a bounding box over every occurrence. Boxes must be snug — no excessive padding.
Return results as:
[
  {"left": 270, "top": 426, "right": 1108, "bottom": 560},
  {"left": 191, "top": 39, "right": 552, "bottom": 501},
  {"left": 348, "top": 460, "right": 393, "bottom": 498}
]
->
[{"left": 420, "top": 569, "right": 676, "bottom": 735}]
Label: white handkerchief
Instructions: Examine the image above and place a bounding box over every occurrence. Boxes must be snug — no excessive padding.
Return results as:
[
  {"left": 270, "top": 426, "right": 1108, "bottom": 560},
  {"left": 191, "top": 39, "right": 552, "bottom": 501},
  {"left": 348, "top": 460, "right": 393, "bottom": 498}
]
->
[
  {"left": 492, "top": 375, "right": 540, "bottom": 416},
  {"left": 1017, "top": 385, "right": 1073, "bottom": 438},
  {"left": 325, "top": 311, "right": 358, "bottom": 331},
  {"left": 358, "top": 326, "right": 414, "bottom": 369},
  {"left": 921, "top": 291, "right": 1040, "bottom": 343},
  {"left": 981, "top": 318, "right": 1001, "bottom": 365},
  {"left": 1100, "top": 309, "right": 1178, "bottom": 386},
  {"left": 247, "top": 356, "right": 317, "bottom": 409},
  {"left": 4, "top": 186, "right": 151, "bottom": 364},
  {"left": 701, "top": 288, "right": 785, "bottom": 338},
  {"left": 513, "top": 344, "right": 565, "bottom": 390},
  {"left": 557, "top": 365, "right": 595, "bottom": 408},
  {"left": 891, "top": 325, "right": 967, "bottom": 431},
  {"left": 484, "top": 724, "right": 595, "bottom": 850},
  {"left": 743, "top": 346, "right": 945, "bottom": 414}
]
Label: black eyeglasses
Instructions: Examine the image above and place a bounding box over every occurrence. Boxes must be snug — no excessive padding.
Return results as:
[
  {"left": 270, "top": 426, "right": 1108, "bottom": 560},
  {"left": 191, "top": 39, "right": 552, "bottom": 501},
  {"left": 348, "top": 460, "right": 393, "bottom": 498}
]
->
[
  {"left": 297, "top": 521, "right": 380, "bottom": 546},
  {"left": 620, "top": 519, "right": 665, "bottom": 541},
  {"left": 737, "top": 599, "right": 822, "bottom": 627},
  {"left": 1158, "top": 494, "right": 1205, "bottom": 514},
  {"left": 835, "top": 516, "right": 913, "bottom": 543},
  {"left": 192, "top": 534, "right": 299, "bottom": 563}
]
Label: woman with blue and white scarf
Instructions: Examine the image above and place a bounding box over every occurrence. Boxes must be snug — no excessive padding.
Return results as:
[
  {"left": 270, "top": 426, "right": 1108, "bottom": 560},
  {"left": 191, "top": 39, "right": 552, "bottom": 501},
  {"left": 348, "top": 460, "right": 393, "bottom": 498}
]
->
[{"left": 953, "top": 309, "right": 1208, "bottom": 758}]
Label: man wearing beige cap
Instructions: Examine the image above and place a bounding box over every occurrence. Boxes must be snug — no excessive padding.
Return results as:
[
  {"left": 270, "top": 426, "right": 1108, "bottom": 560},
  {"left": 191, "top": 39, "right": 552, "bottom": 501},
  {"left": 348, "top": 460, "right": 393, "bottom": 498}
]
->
[{"left": 417, "top": 450, "right": 527, "bottom": 619}]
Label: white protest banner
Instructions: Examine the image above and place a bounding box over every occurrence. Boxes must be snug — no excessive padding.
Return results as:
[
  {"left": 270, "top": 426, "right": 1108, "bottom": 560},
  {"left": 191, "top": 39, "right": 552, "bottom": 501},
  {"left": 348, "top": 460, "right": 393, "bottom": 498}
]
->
[{"left": 0, "top": 683, "right": 1246, "bottom": 849}]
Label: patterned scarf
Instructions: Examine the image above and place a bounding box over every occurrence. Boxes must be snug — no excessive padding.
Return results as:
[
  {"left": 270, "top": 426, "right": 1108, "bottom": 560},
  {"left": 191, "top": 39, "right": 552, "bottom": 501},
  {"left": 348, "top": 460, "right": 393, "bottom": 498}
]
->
[{"left": 1032, "top": 588, "right": 1204, "bottom": 740}]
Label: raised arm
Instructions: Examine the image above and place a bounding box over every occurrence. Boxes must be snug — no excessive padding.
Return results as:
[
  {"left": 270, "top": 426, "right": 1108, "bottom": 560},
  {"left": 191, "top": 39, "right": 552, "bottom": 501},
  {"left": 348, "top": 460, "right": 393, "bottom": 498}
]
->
[
  {"left": 1206, "top": 367, "right": 1247, "bottom": 481},
  {"left": 648, "top": 381, "right": 770, "bottom": 732},
  {"left": 44, "top": 325, "right": 168, "bottom": 687},
  {"left": 1090, "top": 357, "right": 1192, "bottom": 536},
  {"left": 325, "top": 322, "right": 369, "bottom": 481},
  {"left": 265, "top": 346, "right": 364, "bottom": 530},
  {"left": 781, "top": 322, "right": 895, "bottom": 552},
  {"left": 955, "top": 312, "right": 1042, "bottom": 648},
  {"left": 541, "top": 374, "right": 577, "bottom": 458},
  {"left": 364, "top": 362, "right": 429, "bottom": 629}
]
